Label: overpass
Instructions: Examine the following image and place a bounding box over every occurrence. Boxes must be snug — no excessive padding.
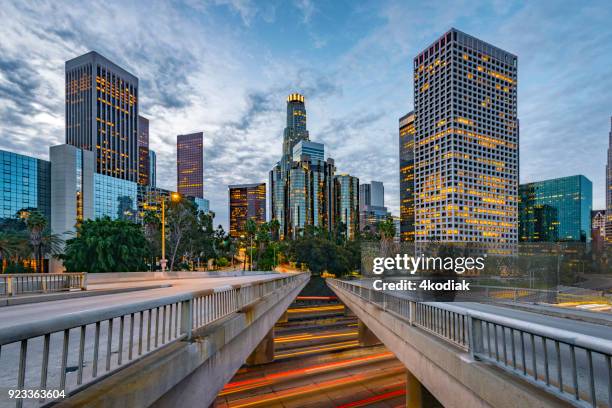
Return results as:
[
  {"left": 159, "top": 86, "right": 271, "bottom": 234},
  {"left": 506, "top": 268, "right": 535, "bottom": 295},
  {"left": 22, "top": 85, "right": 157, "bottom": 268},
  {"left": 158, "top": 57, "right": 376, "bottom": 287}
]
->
[
  {"left": 0, "top": 271, "right": 309, "bottom": 407},
  {"left": 327, "top": 278, "right": 612, "bottom": 408}
]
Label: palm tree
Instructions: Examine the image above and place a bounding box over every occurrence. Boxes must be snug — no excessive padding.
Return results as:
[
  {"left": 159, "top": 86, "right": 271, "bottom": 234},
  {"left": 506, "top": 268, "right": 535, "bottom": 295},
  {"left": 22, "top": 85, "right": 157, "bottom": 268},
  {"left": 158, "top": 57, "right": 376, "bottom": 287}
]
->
[
  {"left": 377, "top": 217, "right": 397, "bottom": 259},
  {"left": 25, "top": 211, "right": 48, "bottom": 273},
  {"left": 269, "top": 219, "right": 281, "bottom": 241},
  {"left": 245, "top": 219, "right": 257, "bottom": 270},
  {"left": 0, "top": 231, "right": 22, "bottom": 273}
]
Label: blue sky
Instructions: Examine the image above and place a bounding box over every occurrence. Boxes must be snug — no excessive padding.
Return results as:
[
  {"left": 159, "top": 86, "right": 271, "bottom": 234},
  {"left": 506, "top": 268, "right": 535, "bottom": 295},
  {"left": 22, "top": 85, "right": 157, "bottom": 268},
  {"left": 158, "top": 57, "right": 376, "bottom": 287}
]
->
[{"left": 0, "top": 0, "right": 611, "bottom": 230}]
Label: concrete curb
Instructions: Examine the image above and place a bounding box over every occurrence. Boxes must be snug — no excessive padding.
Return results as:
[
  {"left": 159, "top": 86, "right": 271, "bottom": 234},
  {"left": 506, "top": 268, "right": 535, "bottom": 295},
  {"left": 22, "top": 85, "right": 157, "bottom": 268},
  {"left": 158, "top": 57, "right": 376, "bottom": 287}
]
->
[{"left": 488, "top": 301, "right": 612, "bottom": 328}]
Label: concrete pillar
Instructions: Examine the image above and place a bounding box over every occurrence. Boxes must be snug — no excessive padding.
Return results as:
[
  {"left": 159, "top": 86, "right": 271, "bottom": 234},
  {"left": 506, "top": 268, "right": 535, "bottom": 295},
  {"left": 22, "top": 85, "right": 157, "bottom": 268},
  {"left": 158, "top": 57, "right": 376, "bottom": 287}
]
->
[
  {"left": 358, "top": 319, "right": 381, "bottom": 347},
  {"left": 405, "top": 370, "right": 442, "bottom": 408},
  {"left": 246, "top": 327, "right": 274, "bottom": 365},
  {"left": 277, "top": 310, "right": 288, "bottom": 324}
]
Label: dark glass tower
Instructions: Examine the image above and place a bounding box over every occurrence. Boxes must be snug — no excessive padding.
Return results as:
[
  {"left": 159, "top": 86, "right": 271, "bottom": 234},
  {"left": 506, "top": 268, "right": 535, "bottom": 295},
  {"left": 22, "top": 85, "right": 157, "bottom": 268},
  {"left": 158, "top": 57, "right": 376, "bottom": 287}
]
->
[
  {"left": 138, "top": 115, "right": 149, "bottom": 186},
  {"left": 177, "top": 132, "right": 204, "bottom": 198},
  {"left": 65, "top": 51, "right": 139, "bottom": 182},
  {"left": 606, "top": 117, "right": 612, "bottom": 242},
  {"left": 399, "top": 111, "right": 415, "bottom": 241}
]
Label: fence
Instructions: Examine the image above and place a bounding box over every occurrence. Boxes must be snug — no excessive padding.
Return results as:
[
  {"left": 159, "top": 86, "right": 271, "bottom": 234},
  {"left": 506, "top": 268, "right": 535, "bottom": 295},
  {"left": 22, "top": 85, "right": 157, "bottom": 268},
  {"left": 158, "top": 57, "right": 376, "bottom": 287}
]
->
[
  {"left": 0, "top": 273, "right": 86, "bottom": 297},
  {"left": 0, "top": 273, "right": 308, "bottom": 408},
  {"left": 327, "top": 278, "right": 612, "bottom": 408}
]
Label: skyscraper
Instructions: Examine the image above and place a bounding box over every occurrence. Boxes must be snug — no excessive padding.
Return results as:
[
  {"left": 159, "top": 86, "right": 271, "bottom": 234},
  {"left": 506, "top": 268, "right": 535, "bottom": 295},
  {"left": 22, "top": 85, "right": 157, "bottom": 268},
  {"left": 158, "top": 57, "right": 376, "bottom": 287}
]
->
[
  {"left": 519, "top": 175, "right": 592, "bottom": 242},
  {"left": 148, "top": 150, "right": 157, "bottom": 188},
  {"left": 606, "top": 117, "right": 612, "bottom": 242},
  {"left": 282, "top": 93, "right": 309, "bottom": 162},
  {"left": 335, "top": 174, "right": 359, "bottom": 240},
  {"left": 65, "top": 51, "right": 139, "bottom": 182},
  {"left": 413, "top": 29, "right": 518, "bottom": 246},
  {"left": 293, "top": 140, "right": 324, "bottom": 162},
  {"left": 138, "top": 115, "right": 150, "bottom": 186},
  {"left": 229, "top": 183, "right": 266, "bottom": 238},
  {"left": 359, "top": 181, "right": 390, "bottom": 232},
  {"left": 399, "top": 112, "right": 415, "bottom": 241},
  {"left": 177, "top": 132, "right": 204, "bottom": 198}
]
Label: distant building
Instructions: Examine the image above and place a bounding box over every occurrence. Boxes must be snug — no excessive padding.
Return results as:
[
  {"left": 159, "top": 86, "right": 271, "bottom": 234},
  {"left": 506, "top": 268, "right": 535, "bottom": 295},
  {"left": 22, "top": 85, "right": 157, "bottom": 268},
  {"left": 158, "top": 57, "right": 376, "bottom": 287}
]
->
[
  {"left": 177, "top": 132, "right": 204, "bottom": 198},
  {"left": 138, "top": 115, "right": 150, "bottom": 186},
  {"left": 0, "top": 149, "right": 51, "bottom": 222},
  {"left": 335, "top": 174, "right": 359, "bottom": 240},
  {"left": 359, "top": 181, "right": 390, "bottom": 233},
  {"left": 148, "top": 150, "right": 156, "bottom": 188},
  {"left": 228, "top": 183, "right": 266, "bottom": 238},
  {"left": 65, "top": 51, "right": 139, "bottom": 182},
  {"left": 592, "top": 209, "right": 606, "bottom": 250},
  {"left": 413, "top": 29, "right": 518, "bottom": 245},
  {"left": 606, "top": 117, "right": 612, "bottom": 242},
  {"left": 519, "top": 175, "right": 592, "bottom": 242},
  {"left": 399, "top": 112, "right": 415, "bottom": 242},
  {"left": 293, "top": 140, "right": 324, "bottom": 162}
]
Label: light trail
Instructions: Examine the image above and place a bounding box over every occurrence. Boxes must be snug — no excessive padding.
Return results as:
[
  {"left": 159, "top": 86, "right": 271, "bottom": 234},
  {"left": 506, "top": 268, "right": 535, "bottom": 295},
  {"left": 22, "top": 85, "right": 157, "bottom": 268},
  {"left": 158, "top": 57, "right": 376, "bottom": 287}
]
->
[
  {"left": 335, "top": 386, "right": 406, "bottom": 408},
  {"left": 296, "top": 296, "right": 338, "bottom": 300},
  {"left": 274, "top": 330, "right": 358, "bottom": 343},
  {"left": 275, "top": 340, "right": 360, "bottom": 358},
  {"left": 225, "top": 366, "right": 406, "bottom": 407},
  {"left": 219, "top": 351, "right": 394, "bottom": 396},
  {"left": 287, "top": 305, "right": 345, "bottom": 313}
]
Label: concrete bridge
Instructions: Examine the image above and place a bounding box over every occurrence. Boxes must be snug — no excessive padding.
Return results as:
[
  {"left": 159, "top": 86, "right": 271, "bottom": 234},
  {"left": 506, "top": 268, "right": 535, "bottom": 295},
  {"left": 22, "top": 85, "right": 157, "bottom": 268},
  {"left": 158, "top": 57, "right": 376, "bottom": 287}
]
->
[
  {"left": 0, "top": 271, "right": 309, "bottom": 408},
  {"left": 327, "top": 279, "right": 612, "bottom": 408}
]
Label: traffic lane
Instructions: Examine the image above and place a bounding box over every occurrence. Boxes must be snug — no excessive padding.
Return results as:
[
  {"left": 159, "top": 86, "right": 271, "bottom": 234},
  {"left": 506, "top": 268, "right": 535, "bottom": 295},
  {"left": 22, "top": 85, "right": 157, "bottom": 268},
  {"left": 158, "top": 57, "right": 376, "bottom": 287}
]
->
[{"left": 0, "top": 274, "right": 281, "bottom": 332}]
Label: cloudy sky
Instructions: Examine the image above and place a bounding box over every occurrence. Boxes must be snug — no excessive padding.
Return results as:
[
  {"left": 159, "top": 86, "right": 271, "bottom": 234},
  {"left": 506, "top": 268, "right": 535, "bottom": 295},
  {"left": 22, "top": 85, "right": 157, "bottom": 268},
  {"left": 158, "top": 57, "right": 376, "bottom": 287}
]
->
[{"left": 1, "top": 0, "right": 611, "bottom": 230}]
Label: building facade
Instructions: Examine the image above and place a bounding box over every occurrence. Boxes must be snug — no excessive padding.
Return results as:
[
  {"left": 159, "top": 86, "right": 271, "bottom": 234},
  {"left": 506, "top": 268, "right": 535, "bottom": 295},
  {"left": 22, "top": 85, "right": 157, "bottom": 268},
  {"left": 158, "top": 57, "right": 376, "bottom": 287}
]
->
[
  {"left": 177, "top": 132, "right": 204, "bottom": 198},
  {"left": 0, "top": 149, "right": 51, "bottom": 222},
  {"left": 606, "top": 117, "right": 612, "bottom": 242},
  {"left": 148, "top": 150, "right": 156, "bottom": 188},
  {"left": 592, "top": 209, "right": 606, "bottom": 250},
  {"left": 335, "top": 174, "right": 359, "bottom": 240},
  {"left": 359, "top": 181, "right": 390, "bottom": 232},
  {"left": 65, "top": 51, "right": 139, "bottom": 182},
  {"left": 138, "top": 115, "right": 150, "bottom": 186},
  {"left": 519, "top": 175, "right": 592, "bottom": 242},
  {"left": 228, "top": 183, "right": 266, "bottom": 238},
  {"left": 413, "top": 29, "right": 518, "bottom": 248},
  {"left": 399, "top": 112, "right": 415, "bottom": 241}
]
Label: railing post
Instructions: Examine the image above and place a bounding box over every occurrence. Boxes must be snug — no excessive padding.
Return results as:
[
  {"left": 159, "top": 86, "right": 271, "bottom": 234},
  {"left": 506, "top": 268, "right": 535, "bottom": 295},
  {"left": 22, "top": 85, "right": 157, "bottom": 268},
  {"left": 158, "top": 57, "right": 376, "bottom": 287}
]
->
[
  {"left": 180, "top": 299, "right": 193, "bottom": 340},
  {"left": 468, "top": 315, "right": 483, "bottom": 359},
  {"left": 81, "top": 273, "right": 88, "bottom": 291},
  {"left": 7, "top": 276, "right": 13, "bottom": 297},
  {"left": 513, "top": 289, "right": 517, "bottom": 302},
  {"left": 42, "top": 276, "right": 48, "bottom": 293},
  {"left": 409, "top": 301, "right": 415, "bottom": 325}
]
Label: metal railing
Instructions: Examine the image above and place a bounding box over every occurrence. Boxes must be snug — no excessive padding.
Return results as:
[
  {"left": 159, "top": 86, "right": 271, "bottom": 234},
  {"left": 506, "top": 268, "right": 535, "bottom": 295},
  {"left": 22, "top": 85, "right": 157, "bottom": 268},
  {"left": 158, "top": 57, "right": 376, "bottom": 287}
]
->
[
  {"left": 328, "top": 278, "right": 612, "bottom": 408},
  {"left": 0, "top": 273, "right": 308, "bottom": 408},
  {"left": 0, "top": 273, "right": 87, "bottom": 297}
]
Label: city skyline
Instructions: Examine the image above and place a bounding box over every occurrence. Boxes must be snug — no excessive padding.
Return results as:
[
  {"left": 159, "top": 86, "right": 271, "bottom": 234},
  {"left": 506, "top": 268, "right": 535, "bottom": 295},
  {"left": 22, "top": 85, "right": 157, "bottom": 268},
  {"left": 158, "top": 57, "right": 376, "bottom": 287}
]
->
[{"left": 1, "top": 1, "right": 612, "bottom": 230}]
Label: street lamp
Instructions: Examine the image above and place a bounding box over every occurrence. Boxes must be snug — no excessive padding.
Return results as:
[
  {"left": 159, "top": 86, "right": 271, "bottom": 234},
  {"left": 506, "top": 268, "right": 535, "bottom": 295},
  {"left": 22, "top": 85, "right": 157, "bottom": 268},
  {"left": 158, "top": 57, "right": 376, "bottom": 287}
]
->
[{"left": 160, "top": 192, "right": 181, "bottom": 272}]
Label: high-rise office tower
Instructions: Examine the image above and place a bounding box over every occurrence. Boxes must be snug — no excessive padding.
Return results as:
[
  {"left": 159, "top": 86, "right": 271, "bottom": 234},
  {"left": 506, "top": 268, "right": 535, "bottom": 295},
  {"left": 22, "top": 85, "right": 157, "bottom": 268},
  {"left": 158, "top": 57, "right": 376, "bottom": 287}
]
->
[
  {"left": 177, "top": 132, "right": 204, "bottom": 198},
  {"left": 399, "top": 112, "right": 415, "bottom": 241},
  {"left": 335, "top": 174, "right": 359, "bottom": 240},
  {"left": 228, "top": 183, "right": 266, "bottom": 238},
  {"left": 293, "top": 140, "right": 324, "bottom": 162},
  {"left": 271, "top": 93, "right": 311, "bottom": 238},
  {"left": 519, "top": 175, "right": 592, "bottom": 242},
  {"left": 413, "top": 29, "right": 518, "bottom": 246},
  {"left": 359, "top": 181, "right": 390, "bottom": 232},
  {"left": 148, "top": 150, "right": 156, "bottom": 188},
  {"left": 138, "top": 115, "right": 149, "bottom": 186},
  {"left": 282, "top": 93, "right": 309, "bottom": 162},
  {"left": 606, "top": 117, "right": 612, "bottom": 242},
  {"left": 65, "top": 51, "right": 139, "bottom": 182}
]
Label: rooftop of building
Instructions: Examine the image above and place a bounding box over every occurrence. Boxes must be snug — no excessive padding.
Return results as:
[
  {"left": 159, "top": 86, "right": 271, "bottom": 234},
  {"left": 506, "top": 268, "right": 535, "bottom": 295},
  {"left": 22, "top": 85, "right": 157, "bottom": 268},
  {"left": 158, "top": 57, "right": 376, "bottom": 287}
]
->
[{"left": 65, "top": 51, "right": 138, "bottom": 83}]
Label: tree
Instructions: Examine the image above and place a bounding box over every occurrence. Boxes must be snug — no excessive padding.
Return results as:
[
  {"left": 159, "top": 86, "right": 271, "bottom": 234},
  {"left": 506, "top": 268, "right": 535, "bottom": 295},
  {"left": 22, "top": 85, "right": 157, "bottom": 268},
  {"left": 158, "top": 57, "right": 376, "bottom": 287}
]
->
[
  {"left": 165, "top": 198, "right": 198, "bottom": 271},
  {"left": 245, "top": 219, "right": 257, "bottom": 270},
  {"left": 25, "top": 211, "right": 47, "bottom": 273},
  {"left": 0, "top": 231, "right": 23, "bottom": 273},
  {"left": 142, "top": 210, "right": 161, "bottom": 270},
  {"left": 269, "top": 219, "right": 281, "bottom": 241},
  {"left": 61, "top": 217, "right": 149, "bottom": 272}
]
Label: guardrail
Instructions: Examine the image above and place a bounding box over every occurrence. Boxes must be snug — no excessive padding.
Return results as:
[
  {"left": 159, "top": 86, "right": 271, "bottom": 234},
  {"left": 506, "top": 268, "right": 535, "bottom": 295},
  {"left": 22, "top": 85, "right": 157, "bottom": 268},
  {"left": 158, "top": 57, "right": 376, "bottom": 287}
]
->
[
  {"left": 0, "top": 273, "right": 87, "bottom": 297},
  {"left": 0, "top": 273, "right": 308, "bottom": 408},
  {"left": 327, "top": 279, "right": 612, "bottom": 408}
]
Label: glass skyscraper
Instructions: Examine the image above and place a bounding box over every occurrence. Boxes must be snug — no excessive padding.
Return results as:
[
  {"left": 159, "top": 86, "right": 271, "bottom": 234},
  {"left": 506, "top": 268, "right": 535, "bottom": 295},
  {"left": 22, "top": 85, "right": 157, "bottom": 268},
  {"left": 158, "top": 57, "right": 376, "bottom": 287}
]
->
[
  {"left": 177, "top": 132, "right": 204, "bottom": 198},
  {"left": 519, "top": 175, "right": 592, "bottom": 242},
  {"left": 413, "top": 29, "right": 518, "bottom": 247},
  {"left": 399, "top": 112, "right": 415, "bottom": 241},
  {"left": 293, "top": 140, "right": 324, "bottom": 162},
  {"left": 229, "top": 183, "right": 266, "bottom": 238},
  {"left": 149, "top": 150, "right": 156, "bottom": 188},
  {"left": 93, "top": 173, "right": 138, "bottom": 221},
  {"left": 359, "top": 181, "right": 390, "bottom": 232},
  {"left": 0, "top": 149, "right": 51, "bottom": 221},
  {"left": 138, "top": 115, "right": 150, "bottom": 186},
  {"left": 335, "top": 174, "right": 359, "bottom": 240},
  {"left": 65, "top": 51, "right": 139, "bottom": 182}
]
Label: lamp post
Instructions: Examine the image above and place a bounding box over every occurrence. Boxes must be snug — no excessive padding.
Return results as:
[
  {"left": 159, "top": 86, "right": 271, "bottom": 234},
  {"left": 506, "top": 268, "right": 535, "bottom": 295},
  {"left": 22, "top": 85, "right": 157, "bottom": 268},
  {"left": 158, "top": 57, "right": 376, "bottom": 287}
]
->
[{"left": 160, "top": 192, "right": 181, "bottom": 272}]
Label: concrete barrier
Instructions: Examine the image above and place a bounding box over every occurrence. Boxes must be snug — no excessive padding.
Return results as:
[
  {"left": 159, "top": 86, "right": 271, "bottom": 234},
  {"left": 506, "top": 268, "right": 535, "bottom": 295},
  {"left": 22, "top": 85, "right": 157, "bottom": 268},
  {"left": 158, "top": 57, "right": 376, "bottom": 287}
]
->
[{"left": 86, "top": 270, "right": 276, "bottom": 285}]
